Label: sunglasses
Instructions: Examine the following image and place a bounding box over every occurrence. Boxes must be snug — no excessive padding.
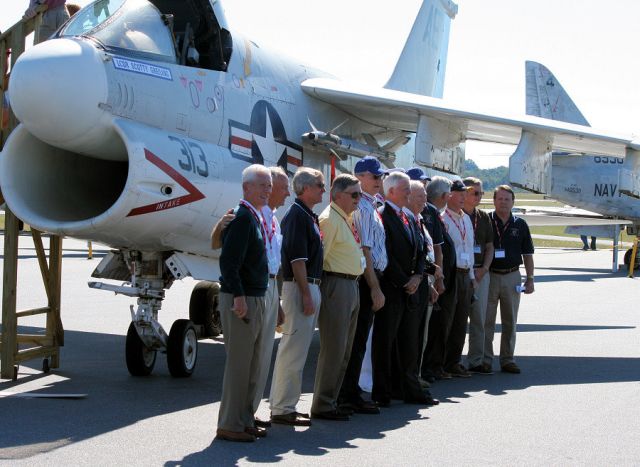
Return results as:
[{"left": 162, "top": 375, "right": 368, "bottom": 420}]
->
[
  {"left": 344, "top": 191, "right": 363, "bottom": 199},
  {"left": 315, "top": 182, "right": 325, "bottom": 189},
  {"left": 473, "top": 191, "right": 485, "bottom": 197}
]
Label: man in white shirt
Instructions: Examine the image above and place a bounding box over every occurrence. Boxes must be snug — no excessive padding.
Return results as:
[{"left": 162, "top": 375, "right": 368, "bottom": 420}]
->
[{"left": 441, "top": 180, "right": 476, "bottom": 378}]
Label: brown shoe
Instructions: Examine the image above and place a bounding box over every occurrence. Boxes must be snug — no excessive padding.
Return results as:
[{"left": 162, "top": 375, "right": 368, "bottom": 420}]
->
[
  {"left": 216, "top": 428, "right": 256, "bottom": 442},
  {"left": 245, "top": 426, "right": 267, "bottom": 438},
  {"left": 271, "top": 412, "right": 312, "bottom": 426},
  {"left": 446, "top": 364, "right": 471, "bottom": 378},
  {"left": 501, "top": 362, "right": 521, "bottom": 374}
]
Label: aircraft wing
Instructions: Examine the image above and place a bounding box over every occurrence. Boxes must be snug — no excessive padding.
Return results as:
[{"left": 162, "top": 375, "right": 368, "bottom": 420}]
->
[
  {"left": 301, "top": 78, "right": 639, "bottom": 157},
  {"left": 512, "top": 206, "right": 633, "bottom": 227}
]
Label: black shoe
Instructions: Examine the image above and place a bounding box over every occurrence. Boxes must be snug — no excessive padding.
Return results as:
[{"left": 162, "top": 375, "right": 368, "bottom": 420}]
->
[
  {"left": 338, "top": 406, "right": 354, "bottom": 416},
  {"left": 254, "top": 417, "right": 272, "bottom": 428},
  {"left": 467, "top": 365, "right": 493, "bottom": 375},
  {"left": 404, "top": 394, "right": 439, "bottom": 406},
  {"left": 311, "top": 409, "right": 350, "bottom": 421},
  {"left": 501, "top": 362, "right": 521, "bottom": 374},
  {"left": 446, "top": 363, "right": 471, "bottom": 378},
  {"left": 339, "top": 399, "right": 380, "bottom": 415},
  {"left": 372, "top": 398, "right": 391, "bottom": 408}
]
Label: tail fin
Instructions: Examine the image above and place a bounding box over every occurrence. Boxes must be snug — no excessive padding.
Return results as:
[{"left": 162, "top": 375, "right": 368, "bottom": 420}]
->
[
  {"left": 525, "top": 60, "right": 590, "bottom": 126},
  {"left": 384, "top": 0, "right": 458, "bottom": 98}
]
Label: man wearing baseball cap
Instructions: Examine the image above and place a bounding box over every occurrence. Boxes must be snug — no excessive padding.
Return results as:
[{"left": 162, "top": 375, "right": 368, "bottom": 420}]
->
[{"left": 338, "top": 156, "right": 387, "bottom": 415}]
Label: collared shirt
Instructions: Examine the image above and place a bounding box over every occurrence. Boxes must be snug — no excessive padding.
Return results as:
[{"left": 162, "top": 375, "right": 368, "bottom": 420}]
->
[
  {"left": 353, "top": 192, "right": 388, "bottom": 271},
  {"left": 422, "top": 203, "right": 444, "bottom": 246},
  {"left": 442, "top": 207, "right": 475, "bottom": 278},
  {"left": 467, "top": 207, "right": 494, "bottom": 267},
  {"left": 261, "top": 205, "right": 282, "bottom": 275},
  {"left": 319, "top": 202, "right": 365, "bottom": 276},
  {"left": 280, "top": 198, "right": 324, "bottom": 280},
  {"left": 405, "top": 209, "right": 435, "bottom": 263},
  {"left": 489, "top": 212, "right": 535, "bottom": 269}
]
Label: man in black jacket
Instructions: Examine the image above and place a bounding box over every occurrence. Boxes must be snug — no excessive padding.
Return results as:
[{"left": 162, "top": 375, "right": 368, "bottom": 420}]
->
[
  {"left": 216, "top": 164, "right": 272, "bottom": 443},
  {"left": 371, "top": 171, "right": 436, "bottom": 406}
]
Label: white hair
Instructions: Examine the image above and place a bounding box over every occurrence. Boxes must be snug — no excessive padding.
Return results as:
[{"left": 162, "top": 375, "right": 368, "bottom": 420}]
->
[
  {"left": 383, "top": 171, "right": 410, "bottom": 196},
  {"left": 242, "top": 164, "right": 272, "bottom": 183}
]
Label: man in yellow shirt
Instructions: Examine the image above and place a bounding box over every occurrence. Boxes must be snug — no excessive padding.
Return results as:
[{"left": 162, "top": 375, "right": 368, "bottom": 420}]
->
[{"left": 311, "top": 174, "right": 365, "bottom": 421}]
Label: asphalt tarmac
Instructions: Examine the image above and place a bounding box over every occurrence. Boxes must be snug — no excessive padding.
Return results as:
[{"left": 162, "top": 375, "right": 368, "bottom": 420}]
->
[{"left": 1, "top": 236, "right": 639, "bottom": 466}]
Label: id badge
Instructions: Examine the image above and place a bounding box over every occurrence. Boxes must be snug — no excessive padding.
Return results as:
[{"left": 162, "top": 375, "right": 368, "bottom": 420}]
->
[
  {"left": 473, "top": 244, "right": 481, "bottom": 254},
  {"left": 460, "top": 253, "right": 470, "bottom": 261},
  {"left": 360, "top": 256, "right": 367, "bottom": 270},
  {"left": 495, "top": 249, "right": 506, "bottom": 259}
]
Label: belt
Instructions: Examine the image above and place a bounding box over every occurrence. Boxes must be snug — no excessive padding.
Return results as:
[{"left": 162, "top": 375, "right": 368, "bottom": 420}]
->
[
  {"left": 490, "top": 266, "right": 520, "bottom": 275},
  {"left": 283, "top": 277, "right": 322, "bottom": 285},
  {"left": 456, "top": 267, "right": 470, "bottom": 273},
  {"left": 269, "top": 274, "right": 277, "bottom": 279},
  {"left": 323, "top": 271, "right": 360, "bottom": 281}
]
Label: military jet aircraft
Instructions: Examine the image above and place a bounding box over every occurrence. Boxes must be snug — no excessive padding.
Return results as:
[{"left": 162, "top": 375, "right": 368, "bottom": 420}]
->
[
  {"left": 522, "top": 61, "right": 639, "bottom": 269},
  {"left": 1, "top": 0, "right": 638, "bottom": 377}
]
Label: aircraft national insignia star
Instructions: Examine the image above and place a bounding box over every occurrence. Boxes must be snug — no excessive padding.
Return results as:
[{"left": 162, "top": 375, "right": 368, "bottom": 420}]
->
[{"left": 228, "top": 100, "right": 303, "bottom": 174}]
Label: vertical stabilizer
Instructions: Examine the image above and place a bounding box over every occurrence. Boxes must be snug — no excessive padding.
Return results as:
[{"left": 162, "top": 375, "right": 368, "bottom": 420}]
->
[
  {"left": 525, "top": 60, "right": 590, "bottom": 126},
  {"left": 384, "top": 0, "right": 457, "bottom": 98}
]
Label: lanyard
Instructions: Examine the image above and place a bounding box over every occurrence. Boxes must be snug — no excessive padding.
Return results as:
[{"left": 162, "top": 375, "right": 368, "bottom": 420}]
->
[
  {"left": 261, "top": 209, "right": 277, "bottom": 243},
  {"left": 331, "top": 206, "right": 360, "bottom": 244},
  {"left": 471, "top": 209, "right": 479, "bottom": 244},
  {"left": 492, "top": 212, "right": 512, "bottom": 249},
  {"left": 240, "top": 200, "right": 267, "bottom": 247},
  {"left": 445, "top": 209, "right": 466, "bottom": 242},
  {"left": 294, "top": 201, "right": 323, "bottom": 240}
]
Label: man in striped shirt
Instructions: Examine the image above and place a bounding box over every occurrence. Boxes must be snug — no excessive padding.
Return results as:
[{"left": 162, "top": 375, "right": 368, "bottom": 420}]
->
[{"left": 338, "top": 156, "right": 388, "bottom": 415}]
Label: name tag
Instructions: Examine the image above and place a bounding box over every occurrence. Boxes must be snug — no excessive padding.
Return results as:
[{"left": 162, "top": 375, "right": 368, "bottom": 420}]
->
[
  {"left": 495, "top": 249, "right": 506, "bottom": 259},
  {"left": 473, "top": 244, "right": 481, "bottom": 254},
  {"left": 460, "top": 253, "right": 470, "bottom": 261}
]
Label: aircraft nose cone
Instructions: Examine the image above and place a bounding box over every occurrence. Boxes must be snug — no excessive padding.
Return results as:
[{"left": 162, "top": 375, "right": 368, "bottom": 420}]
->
[{"left": 9, "top": 38, "right": 108, "bottom": 147}]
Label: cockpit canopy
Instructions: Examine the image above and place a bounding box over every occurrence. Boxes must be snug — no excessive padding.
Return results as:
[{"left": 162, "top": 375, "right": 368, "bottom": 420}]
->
[{"left": 59, "top": 0, "right": 232, "bottom": 71}]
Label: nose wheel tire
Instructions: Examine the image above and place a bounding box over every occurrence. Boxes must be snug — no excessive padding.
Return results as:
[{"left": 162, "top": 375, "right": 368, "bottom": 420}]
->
[
  {"left": 125, "top": 322, "right": 157, "bottom": 376},
  {"left": 623, "top": 248, "right": 640, "bottom": 270},
  {"left": 189, "top": 281, "right": 222, "bottom": 338},
  {"left": 167, "top": 319, "right": 198, "bottom": 377}
]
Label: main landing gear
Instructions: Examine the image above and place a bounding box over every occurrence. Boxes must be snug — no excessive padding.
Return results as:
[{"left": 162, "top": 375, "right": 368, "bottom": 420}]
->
[{"left": 89, "top": 250, "right": 222, "bottom": 377}]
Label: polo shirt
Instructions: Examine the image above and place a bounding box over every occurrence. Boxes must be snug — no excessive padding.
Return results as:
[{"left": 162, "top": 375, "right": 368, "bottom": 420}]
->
[
  {"left": 320, "top": 202, "right": 365, "bottom": 276},
  {"left": 467, "top": 207, "right": 494, "bottom": 267},
  {"left": 280, "top": 198, "right": 323, "bottom": 280},
  {"left": 489, "top": 212, "right": 535, "bottom": 269}
]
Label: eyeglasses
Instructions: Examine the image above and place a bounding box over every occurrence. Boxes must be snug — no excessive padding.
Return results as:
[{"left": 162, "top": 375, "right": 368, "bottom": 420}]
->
[
  {"left": 371, "top": 174, "right": 382, "bottom": 180},
  {"left": 344, "top": 191, "right": 363, "bottom": 199},
  {"left": 315, "top": 182, "right": 325, "bottom": 189},
  {"left": 473, "top": 191, "right": 485, "bottom": 197}
]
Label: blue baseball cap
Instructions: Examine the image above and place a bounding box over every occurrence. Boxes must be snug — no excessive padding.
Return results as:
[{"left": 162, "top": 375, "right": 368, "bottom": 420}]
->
[
  {"left": 406, "top": 167, "right": 429, "bottom": 181},
  {"left": 354, "top": 156, "right": 385, "bottom": 176}
]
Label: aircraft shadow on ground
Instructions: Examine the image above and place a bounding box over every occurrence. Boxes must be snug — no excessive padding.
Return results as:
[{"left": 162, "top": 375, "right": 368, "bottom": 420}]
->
[{"left": 0, "top": 326, "right": 418, "bottom": 463}]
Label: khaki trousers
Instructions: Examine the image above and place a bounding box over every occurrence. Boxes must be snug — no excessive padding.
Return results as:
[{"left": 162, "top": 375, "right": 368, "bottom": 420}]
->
[
  {"left": 35, "top": 5, "right": 70, "bottom": 44},
  {"left": 467, "top": 272, "right": 490, "bottom": 367},
  {"left": 217, "top": 292, "right": 266, "bottom": 432},
  {"left": 484, "top": 270, "right": 522, "bottom": 367},
  {"left": 252, "top": 277, "right": 279, "bottom": 412},
  {"left": 311, "top": 275, "right": 360, "bottom": 413},
  {"left": 269, "top": 281, "right": 321, "bottom": 416}
]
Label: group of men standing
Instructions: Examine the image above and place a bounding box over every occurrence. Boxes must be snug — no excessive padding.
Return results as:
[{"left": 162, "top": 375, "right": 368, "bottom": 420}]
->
[{"left": 213, "top": 158, "right": 535, "bottom": 443}]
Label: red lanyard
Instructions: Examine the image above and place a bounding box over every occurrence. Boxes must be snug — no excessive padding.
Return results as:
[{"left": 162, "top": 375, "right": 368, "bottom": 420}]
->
[
  {"left": 492, "top": 212, "right": 511, "bottom": 248},
  {"left": 445, "top": 209, "right": 466, "bottom": 241},
  {"left": 240, "top": 200, "right": 267, "bottom": 247},
  {"left": 332, "top": 206, "right": 360, "bottom": 244},
  {"left": 261, "top": 210, "right": 277, "bottom": 243}
]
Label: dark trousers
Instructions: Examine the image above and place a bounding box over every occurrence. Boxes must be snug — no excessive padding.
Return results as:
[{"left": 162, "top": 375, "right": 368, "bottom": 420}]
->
[
  {"left": 444, "top": 273, "right": 474, "bottom": 369},
  {"left": 372, "top": 283, "right": 423, "bottom": 402},
  {"left": 339, "top": 278, "right": 375, "bottom": 403},
  {"left": 423, "top": 271, "right": 458, "bottom": 376}
]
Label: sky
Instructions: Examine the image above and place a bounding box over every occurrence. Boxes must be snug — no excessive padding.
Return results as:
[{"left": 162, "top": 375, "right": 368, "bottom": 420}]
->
[{"left": 2, "top": 0, "right": 639, "bottom": 168}]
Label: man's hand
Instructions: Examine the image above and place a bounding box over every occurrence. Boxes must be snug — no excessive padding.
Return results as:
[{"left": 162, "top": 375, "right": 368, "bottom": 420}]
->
[
  {"left": 302, "top": 292, "right": 315, "bottom": 316},
  {"left": 435, "top": 277, "right": 445, "bottom": 295},
  {"left": 404, "top": 274, "right": 422, "bottom": 295},
  {"left": 474, "top": 266, "right": 487, "bottom": 282},
  {"left": 524, "top": 278, "right": 535, "bottom": 294},
  {"left": 429, "top": 284, "right": 439, "bottom": 304},
  {"left": 433, "top": 264, "right": 444, "bottom": 282},
  {"left": 371, "top": 286, "right": 385, "bottom": 312},
  {"left": 232, "top": 296, "right": 248, "bottom": 319}
]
